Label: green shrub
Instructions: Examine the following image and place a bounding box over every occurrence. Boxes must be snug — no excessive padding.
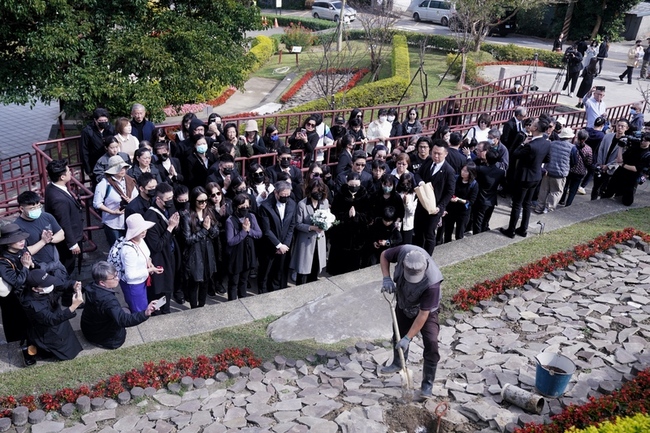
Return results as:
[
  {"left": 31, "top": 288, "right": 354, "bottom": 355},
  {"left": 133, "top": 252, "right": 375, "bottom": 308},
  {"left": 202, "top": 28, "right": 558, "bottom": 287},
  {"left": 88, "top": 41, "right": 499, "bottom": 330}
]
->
[
  {"left": 483, "top": 42, "right": 563, "bottom": 68},
  {"left": 249, "top": 36, "right": 275, "bottom": 72},
  {"left": 280, "top": 22, "right": 316, "bottom": 49},
  {"left": 564, "top": 413, "right": 650, "bottom": 433},
  {"left": 270, "top": 15, "right": 338, "bottom": 31},
  {"left": 445, "top": 52, "right": 489, "bottom": 84}
]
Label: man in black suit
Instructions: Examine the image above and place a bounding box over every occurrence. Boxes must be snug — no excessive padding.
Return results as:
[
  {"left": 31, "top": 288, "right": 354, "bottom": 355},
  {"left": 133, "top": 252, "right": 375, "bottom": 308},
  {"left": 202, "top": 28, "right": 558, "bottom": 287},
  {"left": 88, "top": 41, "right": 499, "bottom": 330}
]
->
[
  {"left": 473, "top": 149, "right": 506, "bottom": 234},
  {"left": 501, "top": 106, "right": 527, "bottom": 152},
  {"left": 44, "top": 159, "right": 84, "bottom": 275},
  {"left": 80, "top": 107, "right": 115, "bottom": 179},
  {"left": 415, "top": 138, "right": 456, "bottom": 255},
  {"left": 336, "top": 150, "right": 373, "bottom": 193},
  {"left": 265, "top": 147, "right": 304, "bottom": 202},
  {"left": 153, "top": 141, "right": 184, "bottom": 187},
  {"left": 257, "top": 181, "right": 297, "bottom": 293},
  {"left": 500, "top": 117, "right": 552, "bottom": 238},
  {"left": 445, "top": 133, "right": 467, "bottom": 174}
]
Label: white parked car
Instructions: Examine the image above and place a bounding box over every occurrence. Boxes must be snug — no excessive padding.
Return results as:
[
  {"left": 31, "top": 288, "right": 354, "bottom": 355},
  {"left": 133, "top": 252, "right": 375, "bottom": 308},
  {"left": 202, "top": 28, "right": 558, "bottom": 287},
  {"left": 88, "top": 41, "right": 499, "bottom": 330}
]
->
[
  {"left": 312, "top": 1, "right": 357, "bottom": 23},
  {"left": 409, "top": 0, "right": 455, "bottom": 26}
]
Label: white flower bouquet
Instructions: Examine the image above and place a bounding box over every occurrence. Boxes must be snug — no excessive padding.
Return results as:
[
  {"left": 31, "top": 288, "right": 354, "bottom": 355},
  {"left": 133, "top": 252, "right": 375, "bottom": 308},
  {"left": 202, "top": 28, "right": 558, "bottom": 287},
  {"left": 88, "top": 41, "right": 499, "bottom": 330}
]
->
[{"left": 311, "top": 209, "right": 338, "bottom": 231}]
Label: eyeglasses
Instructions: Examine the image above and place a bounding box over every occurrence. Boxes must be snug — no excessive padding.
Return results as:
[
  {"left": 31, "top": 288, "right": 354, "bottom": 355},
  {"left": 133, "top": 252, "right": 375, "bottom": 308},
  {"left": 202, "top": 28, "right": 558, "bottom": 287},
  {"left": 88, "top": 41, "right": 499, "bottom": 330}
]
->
[
  {"left": 196, "top": 199, "right": 208, "bottom": 204},
  {"left": 354, "top": 162, "right": 366, "bottom": 167},
  {"left": 108, "top": 275, "right": 120, "bottom": 281},
  {"left": 280, "top": 157, "right": 292, "bottom": 162},
  {"left": 211, "top": 192, "right": 222, "bottom": 197},
  {"left": 306, "top": 123, "right": 316, "bottom": 127}
]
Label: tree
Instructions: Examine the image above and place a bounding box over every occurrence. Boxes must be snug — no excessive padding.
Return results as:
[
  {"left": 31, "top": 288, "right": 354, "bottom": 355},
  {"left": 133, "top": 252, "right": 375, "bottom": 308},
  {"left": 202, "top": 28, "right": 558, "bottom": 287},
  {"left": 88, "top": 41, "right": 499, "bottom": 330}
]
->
[
  {"left": 354, "top": 4, "right": 398, "bottom": 81},
  {"left": 0, "top": 0, "right": 262, "bottom": 121}
]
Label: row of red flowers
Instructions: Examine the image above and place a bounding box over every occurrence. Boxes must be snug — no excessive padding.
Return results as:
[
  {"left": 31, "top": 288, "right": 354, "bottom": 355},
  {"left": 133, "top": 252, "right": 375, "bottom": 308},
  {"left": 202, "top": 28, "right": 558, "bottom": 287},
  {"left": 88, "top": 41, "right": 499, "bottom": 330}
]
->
[
  {"left": 206, "top": 86, "right": 237, "bottom": 107},
  {"left": 279, "top": 68, "right": 370, "bottom": 104},
  {"left": 0, "top": 347, "right": 261, "bottom": 418},
  {"left": 451, "top": 228, "right": 650, "bottom": 310},
  {"left": 516, "top": 367, "right": 650, "bottom": 433}
]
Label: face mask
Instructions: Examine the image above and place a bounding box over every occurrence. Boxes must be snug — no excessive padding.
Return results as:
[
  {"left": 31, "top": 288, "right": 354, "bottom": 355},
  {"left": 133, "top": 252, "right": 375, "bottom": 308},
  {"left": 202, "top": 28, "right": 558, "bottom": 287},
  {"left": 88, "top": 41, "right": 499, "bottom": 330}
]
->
[
  {"left": 379, "top": 116, "right": 387, "bottom": 123},
  {"left": 163, "top": 199, "right": 175, "bottom": 209},
  {"left": 270, "top": 134, "right": 279, "bottom": 141},
  {"left": 160, "top": 154, "right": 169, "bottom": 161},
  {"left": 222, "top": 167, "right": 233, "bottom": 176},
  {"left": 28, "top": 208, "right": 42, "bottom": 220},
  {"left": 280, "top": 159, "right": 291, "bottom": 168},
  {"left": 311, "top": 192, "right": 324, "bottom": 201},
  {"left": 146, "top": 190, "right": 156, "bottom": 198},
  {"left": 98, "top": 121, "right": 110, "bottom": 130},
  {"left": 630, "top": 109, "right": 636, "bottom": 115},
  {"left": 236, "top": 207, "right": 250, "bottom": 218},
  {"left": 196, "top": 144, "right": 208, "bottom": 154},
  {"left": 383, "top": 186, "right": 393, "bottom": 194},
  {"left": 175, "top": 201, "right": 190, "bottom": 211},
  {"left": 40, "top": 285, "right": 54, "bottom": 294},
  {"left": 252, "top": 172, "right": 264, "bottom": 183},
  {"left": 236, "top": 187, "right": 247, "bottom": 194},
  {"left": 387, "top": 116, "right": 395, "bottom": 122},
  {"left": 277, "top": 196, "right": 289, "bottom": 204},
  {"left": 348, "top": 185, "right": 360, "bottom": 193}
]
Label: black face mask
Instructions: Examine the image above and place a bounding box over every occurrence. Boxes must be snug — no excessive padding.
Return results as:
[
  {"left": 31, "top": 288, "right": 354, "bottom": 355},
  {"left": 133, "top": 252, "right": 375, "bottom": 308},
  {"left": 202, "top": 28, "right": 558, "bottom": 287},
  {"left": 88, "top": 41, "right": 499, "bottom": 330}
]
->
[
  {"left": 146, "top": 190, "right": 156, "bottom": 198},
  {"left": 222, "top": 167, "right": 233, "bottom": 176},
  {"left": 98, "top": 121, "right": 110, "bottom": 130},
  {"left": 348, "top": 185, "right": 360, "bottom": 193},
  {"left": 236, "top": 207, "right": 250, "bottom": 218},
  {"left": 175, "top": 201, "right": 190, "bottom": 211},
  {"left": 280, "top": 159, "right": 291, "bottom": 168},
  {"left": 252, "top": 172, "right": 264, "bottom": 183},
  {"left": 277, "top": 195, "right": 289, "bottom": 204},
  {"left": 311, "top": 192, "right": 324, "bottom": 201},
  {"left": 160, "top": 154, "right": 169, "bottom": 161},
  {"left": 163, "top": 199, "right": 175, "bottom": 209}
]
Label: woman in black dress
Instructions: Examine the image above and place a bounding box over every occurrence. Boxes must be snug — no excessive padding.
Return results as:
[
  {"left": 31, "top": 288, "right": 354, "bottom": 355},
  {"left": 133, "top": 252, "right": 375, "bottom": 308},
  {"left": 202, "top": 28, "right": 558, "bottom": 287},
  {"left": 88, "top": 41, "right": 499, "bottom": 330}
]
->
[{"left": 576, "top": 58, "right": 598, "bottom": 108}]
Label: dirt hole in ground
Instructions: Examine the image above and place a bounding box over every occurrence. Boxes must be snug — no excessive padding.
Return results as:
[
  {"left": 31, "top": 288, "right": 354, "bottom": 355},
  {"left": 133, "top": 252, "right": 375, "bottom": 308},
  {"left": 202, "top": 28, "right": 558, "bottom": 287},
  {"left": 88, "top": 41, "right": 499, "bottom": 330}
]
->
[{"left": 385, "top": 404, "right": 451, "bottom": 433}]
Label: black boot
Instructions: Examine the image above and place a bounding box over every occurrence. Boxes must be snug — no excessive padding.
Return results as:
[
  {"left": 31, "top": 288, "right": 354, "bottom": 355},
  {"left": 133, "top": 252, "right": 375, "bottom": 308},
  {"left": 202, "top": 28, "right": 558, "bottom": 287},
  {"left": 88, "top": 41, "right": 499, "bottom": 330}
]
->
[
  {"left": 380, "top": 348, "right": 408, "bottom": 375},
  {"left": 21, "top": 345, "right": 37, "bottom": 367},
  {"left": 419, "top": 360, "right": 437, "bottom": 399}
]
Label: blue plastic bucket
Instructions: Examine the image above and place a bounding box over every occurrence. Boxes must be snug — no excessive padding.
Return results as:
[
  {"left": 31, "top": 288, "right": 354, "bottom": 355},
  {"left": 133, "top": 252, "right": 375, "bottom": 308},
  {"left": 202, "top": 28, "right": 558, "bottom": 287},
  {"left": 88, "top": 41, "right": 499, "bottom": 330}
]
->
[{"left": 535, "top": 352, "right": 576, "bottom": 398}]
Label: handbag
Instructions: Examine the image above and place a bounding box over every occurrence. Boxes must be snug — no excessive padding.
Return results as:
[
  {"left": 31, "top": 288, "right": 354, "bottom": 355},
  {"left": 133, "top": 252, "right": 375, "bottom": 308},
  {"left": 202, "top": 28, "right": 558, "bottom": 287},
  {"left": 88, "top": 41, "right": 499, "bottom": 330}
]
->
[
  {"left": 415, "top": 182, "right": 437, "bottom": 215},
  {"left": 0, "top": 258, "right": 16, "bottom": 297}
]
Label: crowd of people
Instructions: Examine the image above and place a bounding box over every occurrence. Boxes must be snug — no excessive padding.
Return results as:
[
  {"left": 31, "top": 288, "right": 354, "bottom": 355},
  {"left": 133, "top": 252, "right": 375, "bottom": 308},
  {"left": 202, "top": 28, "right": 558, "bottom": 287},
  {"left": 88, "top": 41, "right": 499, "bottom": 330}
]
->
[{"left": 1, "top": 93, "right": 649, "bottom": 367}]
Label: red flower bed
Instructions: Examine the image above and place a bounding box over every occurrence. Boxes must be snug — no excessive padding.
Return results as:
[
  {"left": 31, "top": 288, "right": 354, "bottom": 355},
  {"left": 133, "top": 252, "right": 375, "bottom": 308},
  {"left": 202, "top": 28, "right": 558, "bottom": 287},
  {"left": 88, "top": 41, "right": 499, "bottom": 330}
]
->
[
  {"left": 206, "top": 87, "right": 237, "bottom": 107},
  {"left": 280, "top": 68, "right": 370, "bottom": 104},
  {"left": 0, "top": 348, "right": 261, "bottom": 417},
  {"left": 516, "top": 368, "right": 650, "bottom": 433},
  {"left": 452, "top": 228, "right": 650, "bottom": 310}
]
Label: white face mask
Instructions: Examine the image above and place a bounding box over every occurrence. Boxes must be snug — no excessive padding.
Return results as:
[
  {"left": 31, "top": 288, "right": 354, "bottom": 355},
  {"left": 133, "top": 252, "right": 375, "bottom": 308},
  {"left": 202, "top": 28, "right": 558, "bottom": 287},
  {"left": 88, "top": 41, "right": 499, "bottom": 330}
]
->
[
  {"left": 379, "top": 116, "right": 387, "bottom": 123},
  {"left": 40, "top": 285, "right": 54, "bottom": 294}
]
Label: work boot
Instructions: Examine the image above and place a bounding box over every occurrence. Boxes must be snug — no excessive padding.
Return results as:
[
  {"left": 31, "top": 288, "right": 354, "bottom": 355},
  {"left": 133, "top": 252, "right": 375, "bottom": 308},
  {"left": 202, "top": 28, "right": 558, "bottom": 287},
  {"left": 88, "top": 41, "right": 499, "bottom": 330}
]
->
[
  {"left": 380, "top": 348, "right": 408, "bottom": 375},
  {"left": 419, "top": 360, "right": 438, "bottom": 399}
]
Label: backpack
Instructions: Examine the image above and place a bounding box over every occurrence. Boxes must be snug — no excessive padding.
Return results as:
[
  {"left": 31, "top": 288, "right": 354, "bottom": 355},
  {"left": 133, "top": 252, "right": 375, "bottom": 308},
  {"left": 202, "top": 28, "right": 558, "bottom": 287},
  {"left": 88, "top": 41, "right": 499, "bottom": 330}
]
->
[{"left": 107, "top": 237, "right": 135, "bottom": 279}]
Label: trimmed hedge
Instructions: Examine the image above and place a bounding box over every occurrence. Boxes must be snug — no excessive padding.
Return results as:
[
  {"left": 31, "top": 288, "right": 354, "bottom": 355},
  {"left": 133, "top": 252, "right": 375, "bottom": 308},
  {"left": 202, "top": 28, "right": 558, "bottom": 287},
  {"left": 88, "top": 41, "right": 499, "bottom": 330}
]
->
[
  {"left": 267, "top": 14, "right": 338, "bottom": 31},
  {"left": 279, "top": 34, "right": 411, "bottom": 129},
  {"left": 564, "top": 414, "right": 650, "bottom": 433},
  {"left": 249, "top": 35, "right": 276, "bottom": 72}
]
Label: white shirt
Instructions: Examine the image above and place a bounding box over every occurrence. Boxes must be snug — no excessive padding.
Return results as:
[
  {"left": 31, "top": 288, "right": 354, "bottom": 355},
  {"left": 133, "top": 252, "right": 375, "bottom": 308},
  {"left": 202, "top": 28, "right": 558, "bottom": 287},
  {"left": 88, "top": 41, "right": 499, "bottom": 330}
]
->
[
  {"left": 276, "top": 201, "right": 286, "bottom": 221},
  {"left": 121, "top": 240, "right": 150, "bottom": 284}
]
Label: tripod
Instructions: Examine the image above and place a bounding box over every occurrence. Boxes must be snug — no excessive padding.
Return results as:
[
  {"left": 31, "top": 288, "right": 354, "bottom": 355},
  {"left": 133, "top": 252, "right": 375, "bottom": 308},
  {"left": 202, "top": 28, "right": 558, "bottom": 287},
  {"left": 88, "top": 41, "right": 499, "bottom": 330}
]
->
[
  {"left": 526, "top": 53, "right": 540, "bottom": 91},
  {"left": 550, "top": 63, "right": 567, "bottom": 93}
]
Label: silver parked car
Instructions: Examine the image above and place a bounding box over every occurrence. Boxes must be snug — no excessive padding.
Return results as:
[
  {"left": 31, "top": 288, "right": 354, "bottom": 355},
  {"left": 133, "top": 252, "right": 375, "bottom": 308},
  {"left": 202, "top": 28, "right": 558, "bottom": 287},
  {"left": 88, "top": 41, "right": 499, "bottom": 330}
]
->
[
  {"left": 312, "top": 1, "right": 357, "bottom": 23},
  {"left": 409, "top": 0, "right": 455, "bottom": 26}
]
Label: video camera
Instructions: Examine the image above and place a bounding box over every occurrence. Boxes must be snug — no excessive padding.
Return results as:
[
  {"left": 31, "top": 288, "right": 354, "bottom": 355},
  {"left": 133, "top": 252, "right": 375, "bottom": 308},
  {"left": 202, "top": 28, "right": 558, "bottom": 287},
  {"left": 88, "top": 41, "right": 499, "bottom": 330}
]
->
[{"left": 619, "top": 135, "right": 642, "bottom": 148}]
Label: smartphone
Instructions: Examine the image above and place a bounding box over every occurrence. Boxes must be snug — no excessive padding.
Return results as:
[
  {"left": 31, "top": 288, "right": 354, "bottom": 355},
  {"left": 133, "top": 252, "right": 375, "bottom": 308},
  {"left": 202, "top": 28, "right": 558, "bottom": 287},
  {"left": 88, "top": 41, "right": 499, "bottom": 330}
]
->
[
  {"left": 300, "top": 128, "right": 306, "bottom": 134},
  {"left": 152, "top": 296, "right": 166, "bottom": 310}
]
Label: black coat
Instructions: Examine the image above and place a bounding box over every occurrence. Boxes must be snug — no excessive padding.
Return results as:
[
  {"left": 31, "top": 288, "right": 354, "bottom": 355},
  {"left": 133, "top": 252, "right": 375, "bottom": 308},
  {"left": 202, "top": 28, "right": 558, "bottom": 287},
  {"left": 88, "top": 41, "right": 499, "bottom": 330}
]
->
[
  {"left": 185, "top": 152, "right": 216, "bottom": 191},
  {"left": 501, "top": 117, "right": 520, "bottom": 151},
  {"left": 44, "top": 183, "right": 84, "bottom": 250},
  {"left": 417, "top": 159, "right": 457, "bottom": 214},
  {"left": 144, "top": 207, "right": 181, "bottom": 296},
  {"left": 476, "top": 164, "right": 506, "bottom": 207},
  {"left": 154, "top": 157, "right": 184, "bottom": 186},
  {"left": 0, "top": 250, "right": 30, "bottom": 342},
  {"left": 80, "top": 123, "right": 115, "bottom": 176},
  {"left": 265, "top": 165, "right": 304, "bottom": 202},
  {"left": 20, "top": 290, "right": 82, "bottom": 360},
  {"left": 180, "top": 211, "right": 218, "bottom": 282},
  {"left": 513, "top": 136, "right": 552, "bottom": 183},
  {"left": 125, "top": 195, "right": 152, "bottom": 220},
  {"left": 81, "top": 282, "right": 148, "bottom": 349},
  {"left": 258, "top": 195, "right": 297, "bottom": 255}
]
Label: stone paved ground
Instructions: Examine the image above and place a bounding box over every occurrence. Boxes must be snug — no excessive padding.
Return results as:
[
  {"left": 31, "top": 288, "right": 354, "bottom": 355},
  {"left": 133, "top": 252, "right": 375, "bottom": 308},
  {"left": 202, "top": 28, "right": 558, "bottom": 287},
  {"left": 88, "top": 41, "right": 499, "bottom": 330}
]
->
[{"left": 2, "top": 239, "right": 649, "bottom": 433}]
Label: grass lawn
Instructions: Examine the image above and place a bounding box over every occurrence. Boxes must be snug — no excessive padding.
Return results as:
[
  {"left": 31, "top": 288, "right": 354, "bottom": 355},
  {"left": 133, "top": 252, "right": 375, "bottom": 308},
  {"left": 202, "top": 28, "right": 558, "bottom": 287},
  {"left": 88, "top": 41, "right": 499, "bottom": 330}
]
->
[{"left": 1, "top": 207, "right": 647, "bottom": 398}]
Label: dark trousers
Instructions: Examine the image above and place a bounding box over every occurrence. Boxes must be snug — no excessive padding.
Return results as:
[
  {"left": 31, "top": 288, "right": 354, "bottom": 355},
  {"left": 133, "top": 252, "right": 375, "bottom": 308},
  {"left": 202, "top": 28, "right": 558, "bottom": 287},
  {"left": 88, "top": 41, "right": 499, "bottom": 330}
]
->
[
  {"left": 103, "top": 227, "right": 124, "bottom": 250},
  {"left": 187, "top": 280, "right": 208, "bottom": 308},
  {"left": 562, "top": 71, "right": 580, "bottom": 93},
  {"left": 597, "top": 58, "right": 604, "bottom": 75},
  {"left": 394, "top": 308, "right": 440, "bottom": 365},
  {"left": 414, "top": 208, "right": 442, "bottom": 255},
  {"left": 560, "top": 173, "right": 585, "bottom": 207},
  {"left": 401, "top": 229, "right": 414, "bottom": 245},
  {"left": 443, "top": 208, "right": 470, "bottom": 243},
  {"left": 591, "top": 172, "right": 612, "bottom": 200},
  {"left": 620, "top": 66, "right": 634, "bottom": 84},
  {"left": 228, "top": 269, "right": 250, "bottom": 300},
  {"left": 604, "top": 167, "right": 638, "bottom": 206},
  {"left": 258, "top": 252, "right": 289, "bottom": 293},
  {"left": 472, "top": 204, "right": 495, "bottom": 234},
  {"left": 507, "top": 181, "right": 538, "bottom": 233},
  {"left": 56, "top": 243, "right": 80, "bottom": 276}
]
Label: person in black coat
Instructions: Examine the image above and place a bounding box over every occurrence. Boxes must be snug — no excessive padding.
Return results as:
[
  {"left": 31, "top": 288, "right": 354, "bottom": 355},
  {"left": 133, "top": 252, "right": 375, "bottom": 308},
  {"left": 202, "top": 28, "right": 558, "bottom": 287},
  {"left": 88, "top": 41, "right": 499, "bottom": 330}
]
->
[
  {"left": 81, "top": 261, "right": 156, "bottom": 349},
  {"left": 125, "top": 172, "right": 157, "bottom": 219},
  {"left": 265, "top": 147, "right": 304, "bottom": 202},
  {"left": 415, "top": 139, "right": 456, "bottom": 254},
  {"left": 257, "top": 181, "right": 297, "bottom": 293},
  {"left": 20, "top": 269, "right": 83, "bottom": 361},
  {"left": 561, "top": 44, "right": 583, "bottom": 97},
  {"left": 443, "top": 162, "right": 479, "bottom": 242},
  {"left": 144, "top": 183, "right": 181, "bottom": 314},
  {"left": 288, "top": 116, "right": 319, "bottom": 167},
  {"left": 81, "top": 108, "right": 115, "bottom": 179},
  {"left": 473, "top": 149, "right": 506, "bottom": 234},
  {"left": 500, "top": 117, "right": 552, "bottom": 238},
  {"left": 364, "top": 206, "right": 403, "bottom": 266},
  {"left": 501, "top": 107, "right": 528, "bottom": 152},
  {"left": 153, "top": 141, "right": 184, "bottom": 187},
  {"left": 44, "top": 159, "right": 84, "bottom": 275},
  {"left": 185, "top": 136, "right": 217, "bottom": 191},
  {"left": 130, "top": 103, "right": 156, "bottom": 143}
]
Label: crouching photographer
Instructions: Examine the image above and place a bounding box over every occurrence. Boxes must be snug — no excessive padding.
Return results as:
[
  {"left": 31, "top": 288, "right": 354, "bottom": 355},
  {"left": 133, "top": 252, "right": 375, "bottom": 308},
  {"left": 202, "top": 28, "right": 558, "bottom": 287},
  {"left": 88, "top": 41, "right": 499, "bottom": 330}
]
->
[{"left": 602, "top": 133, "right": 650, "bottom": 205}]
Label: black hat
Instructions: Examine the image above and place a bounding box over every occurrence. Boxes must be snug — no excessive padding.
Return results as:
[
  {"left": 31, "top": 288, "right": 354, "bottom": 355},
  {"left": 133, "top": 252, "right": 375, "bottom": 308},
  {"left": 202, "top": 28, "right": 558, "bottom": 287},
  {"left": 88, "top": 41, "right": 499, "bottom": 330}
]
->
[
  {"left": 0, "top": 224, "right": 29, "bottom": 245},
  {"left": 335, "top": 116, "right": 345, "bottom": 124},
  {"left": 26, "top": 269, "right": 57, "bottom": 288},
  {"left": 594, "top": 117, "right": 606, "bottom": 127}
]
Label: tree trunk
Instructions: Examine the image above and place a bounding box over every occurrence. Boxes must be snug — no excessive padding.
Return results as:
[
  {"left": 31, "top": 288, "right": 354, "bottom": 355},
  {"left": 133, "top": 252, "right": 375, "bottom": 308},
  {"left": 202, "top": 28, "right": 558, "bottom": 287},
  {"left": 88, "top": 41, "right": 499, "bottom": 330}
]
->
[
  {"left": 457, "top": 52, "right": 467, "bottom": 89},
  {"left": 591, "top": 0, "right": 607, "bottom": 37}
]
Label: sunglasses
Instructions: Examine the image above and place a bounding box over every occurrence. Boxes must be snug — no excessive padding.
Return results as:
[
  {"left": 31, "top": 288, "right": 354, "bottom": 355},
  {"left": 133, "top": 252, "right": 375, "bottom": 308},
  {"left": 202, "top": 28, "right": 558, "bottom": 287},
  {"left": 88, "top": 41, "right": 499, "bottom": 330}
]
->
[
  {"left": 306, "top": 123, "right": 316, "bottom": 127},
  {"left": 211, "top": 192, "right": 221, "bottom": 197},
  {"left": 196, "top": 199, "right": 208, "bottom": 204}
]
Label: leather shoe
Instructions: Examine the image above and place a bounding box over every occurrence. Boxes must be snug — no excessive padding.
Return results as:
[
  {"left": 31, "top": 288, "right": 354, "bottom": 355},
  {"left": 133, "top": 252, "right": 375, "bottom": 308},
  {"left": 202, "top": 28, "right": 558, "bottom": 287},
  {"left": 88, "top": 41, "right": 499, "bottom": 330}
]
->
[
  {"left": 499, "top": 228, "right": 515, "bottom": 239},
  {"left": 21, "top": 346, "right": 36, "bottom": 367},
  {"left": 515, "top": 229, "right": 528, "bottom": 237}
]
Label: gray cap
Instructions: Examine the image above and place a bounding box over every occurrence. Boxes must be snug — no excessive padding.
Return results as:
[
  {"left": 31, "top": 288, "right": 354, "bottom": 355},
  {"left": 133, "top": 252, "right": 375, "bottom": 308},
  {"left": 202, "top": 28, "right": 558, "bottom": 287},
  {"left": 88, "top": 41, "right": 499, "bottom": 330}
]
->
[{"left": 403, "top": 250, "right": 428, "bottom": 283}]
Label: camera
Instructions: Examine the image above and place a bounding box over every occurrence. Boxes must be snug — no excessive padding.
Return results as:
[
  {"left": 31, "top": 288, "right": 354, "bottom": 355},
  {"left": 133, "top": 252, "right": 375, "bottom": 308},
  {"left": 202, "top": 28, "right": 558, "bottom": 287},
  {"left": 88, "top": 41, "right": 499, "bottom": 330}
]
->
[
  {"left": 533, "top": 53, "right": 539, "bottom": 60},
  {"left": 619, "top": 136, "right": 641, "bottom": 148}
]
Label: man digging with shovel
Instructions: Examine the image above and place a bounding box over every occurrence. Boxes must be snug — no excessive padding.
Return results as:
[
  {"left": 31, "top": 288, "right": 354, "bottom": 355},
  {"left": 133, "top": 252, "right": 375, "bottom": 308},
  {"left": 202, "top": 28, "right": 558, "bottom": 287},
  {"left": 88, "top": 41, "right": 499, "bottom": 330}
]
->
[{"left": 379, "top": 245, "right": 443, "bottom": 401}]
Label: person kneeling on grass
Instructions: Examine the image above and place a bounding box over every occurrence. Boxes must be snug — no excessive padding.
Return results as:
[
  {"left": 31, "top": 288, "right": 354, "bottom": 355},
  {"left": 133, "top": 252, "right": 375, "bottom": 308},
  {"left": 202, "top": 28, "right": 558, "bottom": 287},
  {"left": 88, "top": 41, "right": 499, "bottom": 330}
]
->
[{"left": 81, "top": 261, "right": 158, "bottom": 350}]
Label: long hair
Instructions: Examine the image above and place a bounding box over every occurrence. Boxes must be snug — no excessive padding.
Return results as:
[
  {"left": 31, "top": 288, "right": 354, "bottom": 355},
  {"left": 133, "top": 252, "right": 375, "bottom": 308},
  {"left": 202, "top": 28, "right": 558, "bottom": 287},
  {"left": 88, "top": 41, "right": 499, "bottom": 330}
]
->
[{"left": 189, "top": 186, "right": 217, "bottom": 233}]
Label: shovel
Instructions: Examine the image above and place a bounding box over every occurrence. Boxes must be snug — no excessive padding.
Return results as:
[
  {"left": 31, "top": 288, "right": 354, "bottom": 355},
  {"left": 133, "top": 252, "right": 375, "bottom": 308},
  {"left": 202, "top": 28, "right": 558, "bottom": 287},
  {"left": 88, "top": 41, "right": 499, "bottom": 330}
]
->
[{"left": 383, "top": 291, "right": 415, "bottom": 401}]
